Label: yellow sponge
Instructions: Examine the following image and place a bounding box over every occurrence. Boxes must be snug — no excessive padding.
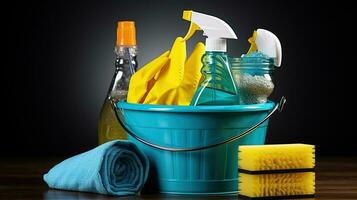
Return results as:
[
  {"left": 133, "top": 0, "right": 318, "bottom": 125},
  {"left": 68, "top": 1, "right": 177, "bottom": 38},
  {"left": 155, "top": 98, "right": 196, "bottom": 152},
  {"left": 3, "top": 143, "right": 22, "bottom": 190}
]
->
[
  {"left": 238, "top": 144, "right": 315, "bottom": 199},
  {"left": 239, "top": 172, "right": 315, "bottom": 198},
  {"left": 239, "top": 144, "right": 315, "bottom": 171}
]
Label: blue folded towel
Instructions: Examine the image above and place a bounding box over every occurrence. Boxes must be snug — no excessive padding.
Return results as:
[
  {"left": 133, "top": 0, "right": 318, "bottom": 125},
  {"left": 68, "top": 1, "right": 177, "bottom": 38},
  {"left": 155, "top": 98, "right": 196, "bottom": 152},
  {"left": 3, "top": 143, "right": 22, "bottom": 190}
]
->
[{"left": 43, "top": 140, "right": 149, "bottom": 196}]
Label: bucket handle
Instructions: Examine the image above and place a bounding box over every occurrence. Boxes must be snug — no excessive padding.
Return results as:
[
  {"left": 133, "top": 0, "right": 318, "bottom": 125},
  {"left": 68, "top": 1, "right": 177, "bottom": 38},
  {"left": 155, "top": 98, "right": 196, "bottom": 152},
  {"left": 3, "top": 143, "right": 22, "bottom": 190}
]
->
[{"left": 111, "top": 97, "right": 286, "bottom": 152}]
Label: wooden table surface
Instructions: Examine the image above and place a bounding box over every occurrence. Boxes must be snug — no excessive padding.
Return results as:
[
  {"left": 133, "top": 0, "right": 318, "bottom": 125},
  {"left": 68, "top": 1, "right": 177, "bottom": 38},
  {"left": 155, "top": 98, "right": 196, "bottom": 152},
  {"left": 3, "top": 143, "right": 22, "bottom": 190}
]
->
[{"left": 1, "top": 157, "right": 356, "bottom": 200}]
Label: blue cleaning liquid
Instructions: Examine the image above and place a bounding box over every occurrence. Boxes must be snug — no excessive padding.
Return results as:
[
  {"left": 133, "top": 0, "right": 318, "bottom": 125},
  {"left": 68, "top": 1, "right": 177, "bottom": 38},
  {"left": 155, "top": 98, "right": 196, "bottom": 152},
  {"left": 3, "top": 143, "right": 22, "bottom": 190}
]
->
[{"left": 190, "top": 51, "right": 239, "bottom": 106}]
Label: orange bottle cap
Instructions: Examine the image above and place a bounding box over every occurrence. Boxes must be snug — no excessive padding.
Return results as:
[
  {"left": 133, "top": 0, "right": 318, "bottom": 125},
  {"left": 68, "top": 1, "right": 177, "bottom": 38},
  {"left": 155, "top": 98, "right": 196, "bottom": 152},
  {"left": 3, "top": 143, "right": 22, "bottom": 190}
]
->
[{"left": 116, "top": 21, "right": 136, "bottom": 46}]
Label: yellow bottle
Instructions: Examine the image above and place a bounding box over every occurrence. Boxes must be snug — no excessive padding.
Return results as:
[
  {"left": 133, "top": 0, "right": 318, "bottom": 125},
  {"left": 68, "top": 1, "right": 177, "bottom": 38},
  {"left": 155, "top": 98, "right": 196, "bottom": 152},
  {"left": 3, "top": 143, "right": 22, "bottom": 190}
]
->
[{"left": 98, "top": 21, "right": 137, "bottom": 145}]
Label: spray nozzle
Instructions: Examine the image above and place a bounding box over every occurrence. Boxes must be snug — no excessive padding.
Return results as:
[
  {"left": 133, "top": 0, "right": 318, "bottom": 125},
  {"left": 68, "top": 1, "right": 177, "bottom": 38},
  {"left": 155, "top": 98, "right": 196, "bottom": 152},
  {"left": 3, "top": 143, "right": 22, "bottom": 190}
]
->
[
  {"left": 247, "top": 29, "right": 282, "bottom": 67},
  {"left": 182, "top": 10, "right": 237, "bottom": 52}
]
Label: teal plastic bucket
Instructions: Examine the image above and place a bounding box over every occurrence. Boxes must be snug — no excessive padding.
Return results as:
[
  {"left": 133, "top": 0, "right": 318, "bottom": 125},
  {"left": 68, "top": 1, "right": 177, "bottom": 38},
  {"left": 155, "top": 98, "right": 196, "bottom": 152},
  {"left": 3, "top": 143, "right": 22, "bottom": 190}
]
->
[{"left": 115, "top": 100, "right": 281, "bottom": 195}]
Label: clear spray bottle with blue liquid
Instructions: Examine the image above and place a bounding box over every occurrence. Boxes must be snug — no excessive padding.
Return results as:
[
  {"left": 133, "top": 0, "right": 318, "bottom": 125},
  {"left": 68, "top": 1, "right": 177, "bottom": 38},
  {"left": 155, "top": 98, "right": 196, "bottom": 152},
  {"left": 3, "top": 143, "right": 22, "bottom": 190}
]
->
[{"left": 184, "top": 11, "right": 239, "bottom": 105}]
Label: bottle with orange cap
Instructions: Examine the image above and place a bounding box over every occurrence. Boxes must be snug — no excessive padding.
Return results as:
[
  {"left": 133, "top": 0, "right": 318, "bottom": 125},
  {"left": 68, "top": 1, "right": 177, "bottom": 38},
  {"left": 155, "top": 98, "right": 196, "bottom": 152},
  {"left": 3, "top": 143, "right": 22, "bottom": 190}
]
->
[{"left": 98, "top": 21, "right": 138, "bottom": 144}]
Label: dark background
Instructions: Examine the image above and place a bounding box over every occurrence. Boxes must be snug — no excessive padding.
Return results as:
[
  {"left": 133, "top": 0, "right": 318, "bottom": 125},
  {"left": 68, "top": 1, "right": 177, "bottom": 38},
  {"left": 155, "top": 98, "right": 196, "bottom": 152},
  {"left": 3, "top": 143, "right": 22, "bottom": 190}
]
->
[{"left": 2, "top": 1, "right": 351, "bottom": 156}]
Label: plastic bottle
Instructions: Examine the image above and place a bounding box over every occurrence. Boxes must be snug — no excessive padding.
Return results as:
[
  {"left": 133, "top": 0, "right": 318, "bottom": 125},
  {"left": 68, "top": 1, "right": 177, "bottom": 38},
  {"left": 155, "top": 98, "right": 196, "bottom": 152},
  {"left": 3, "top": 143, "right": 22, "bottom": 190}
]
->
[
  {"left": 182, "top": 11, "right": 239, "bottom": 105},
  {"left": 191, "top": 51, "right": 238, "bottom": 105},
  {"left": 98, "top": 21, "right": 138, "bottom": 145}
]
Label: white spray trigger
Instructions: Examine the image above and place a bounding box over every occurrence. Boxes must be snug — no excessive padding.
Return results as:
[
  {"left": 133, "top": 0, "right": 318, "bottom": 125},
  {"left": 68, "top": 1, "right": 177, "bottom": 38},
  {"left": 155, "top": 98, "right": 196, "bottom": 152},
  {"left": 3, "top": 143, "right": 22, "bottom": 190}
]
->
[
  {"left": 183, "top": 10, "right": 237, "bottom": 52},
  {"left": 255, "top": 29, "right": 282, "bottom": 67}
]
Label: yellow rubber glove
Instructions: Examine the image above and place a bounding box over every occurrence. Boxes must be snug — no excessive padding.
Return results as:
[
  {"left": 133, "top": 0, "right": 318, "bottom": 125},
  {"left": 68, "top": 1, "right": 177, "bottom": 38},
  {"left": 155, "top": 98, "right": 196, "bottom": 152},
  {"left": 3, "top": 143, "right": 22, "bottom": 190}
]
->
[
  {"left": 127, "top": 38, "right": 205, "bottom": 105},
  {"left": 127, "top": 51, "right": 170, "bottom": 104},
  {"left": 247, "top": 30, "right": 258, "bottom": 54},
  {"left": 178, "top": 42, "right": 205, "bottom": 105},
  {"left": 143, "top": 37, "right": 186, "bottom": 105},
  {"left": 127, "top": 17, "right": 205, "bottom": 105}
]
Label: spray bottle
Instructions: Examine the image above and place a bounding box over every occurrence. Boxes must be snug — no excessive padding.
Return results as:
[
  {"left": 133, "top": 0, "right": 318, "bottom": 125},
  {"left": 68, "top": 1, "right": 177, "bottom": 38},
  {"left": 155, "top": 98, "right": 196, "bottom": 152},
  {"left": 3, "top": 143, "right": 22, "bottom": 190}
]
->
[{"left": 184, "top": 11, "right": 239, "bottom": 105}]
